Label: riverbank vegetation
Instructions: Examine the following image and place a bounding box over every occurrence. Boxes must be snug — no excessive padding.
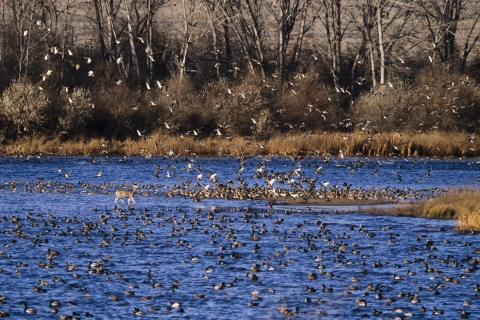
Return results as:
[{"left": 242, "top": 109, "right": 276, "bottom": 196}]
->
[
  {"left": 1, "top": 1, "right": 480, "bottom": 157},
  {"left": 421, "top": 189, "right": 480, "bottom": 231},
  {"left": 1, "top": 130, "right": 479, "bottom": 158}
]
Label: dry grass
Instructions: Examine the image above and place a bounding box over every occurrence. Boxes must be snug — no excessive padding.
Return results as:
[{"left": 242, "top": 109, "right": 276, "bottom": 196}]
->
[
  {"left": 1, "top": 131, "right": 479, "bottom": 158},
  {"left": 421, "top": 189, "right": 480, "bottom": 231},
  {"left": 350, "top": 189, "right": 480, "bottom": 231}
]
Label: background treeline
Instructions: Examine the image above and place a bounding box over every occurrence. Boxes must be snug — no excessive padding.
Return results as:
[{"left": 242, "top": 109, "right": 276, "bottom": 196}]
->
[{"left": 1, "top": 0, "right": 480, "bottom": 143}]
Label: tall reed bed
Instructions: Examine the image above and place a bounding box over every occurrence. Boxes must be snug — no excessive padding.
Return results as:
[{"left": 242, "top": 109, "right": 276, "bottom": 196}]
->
[{"left": 1, "top": 131, "right": 478, "bottom": 158}]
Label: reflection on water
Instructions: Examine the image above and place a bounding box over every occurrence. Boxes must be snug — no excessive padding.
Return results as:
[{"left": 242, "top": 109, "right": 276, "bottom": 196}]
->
[{"left": 0, "top": 156, "right": 479, "bottom": 318}]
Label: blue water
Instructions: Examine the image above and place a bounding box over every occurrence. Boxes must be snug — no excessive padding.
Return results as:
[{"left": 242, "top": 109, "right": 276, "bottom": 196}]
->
[{"left": 0, "top": 156, "right": 479, "bottom": 319}]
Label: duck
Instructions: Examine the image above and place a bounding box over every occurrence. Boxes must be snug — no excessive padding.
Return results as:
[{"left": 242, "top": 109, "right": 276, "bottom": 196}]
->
[
  {"left": 151, "top": 280, "right": 163, "bottom": 288},
  {"left": 22, "top": 302, "right": 37, "bottom": 314},
  {"left": 432, "top": 307, "right": 444, "bottom": 315},
  {"left": 372, "top": 309, "right": 382, "bottom": 316},
  {"left": 109, "top": 295, "right": 120, "bottom": 301},
  {"left": 133, "top": 308, "right": 145, "bottom": 315},
  {"left": 213, "top": 282, "right": 225, "bottom": 290},
  {"left": 50, "top": 300, "right": 61, "bottom": 307},
  {"left": 461, "top": 310, "right": 471, "bottom": 318},
  {"left": 356, "top": 299, "right": 367, "bottom": 307}
]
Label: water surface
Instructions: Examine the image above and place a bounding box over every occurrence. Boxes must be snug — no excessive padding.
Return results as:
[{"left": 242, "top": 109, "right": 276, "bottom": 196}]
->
[{"left": 0, "top": 156, "right": 479, "bottom": 319}]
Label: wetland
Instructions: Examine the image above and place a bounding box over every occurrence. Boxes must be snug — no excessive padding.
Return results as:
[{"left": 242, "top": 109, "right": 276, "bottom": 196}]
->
[{"left": 0, "top": 155, "right": 479, "bottom": 319}]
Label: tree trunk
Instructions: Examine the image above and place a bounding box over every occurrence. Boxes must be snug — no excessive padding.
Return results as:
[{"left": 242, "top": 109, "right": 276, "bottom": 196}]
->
[
  {"left": 146, "top": 0, "right": 153, "bottom": 81},
  {"left": 459, "top": 14, "right": 480, "bottom": 72},
  {"left": 363, "top": 0, "right": 377, "bottom": 89},
  {"left": 289, "top": 3, "right": 307, "bottom": 72},
  {"left": 206, "top": 5, "right": 220, "bottom": 79},
  {"left": 223, "top": 19, "right": 232, "bottom": 69},
  {"left": 217, "top": 3, "right": 255, "bottom": 76},
  {"left": 245, "top": 0, "right": 266, "bottom": 78},
  {"left": 123, "top": 0, "right": 140, "bottom": 82},
  {"left": 93, "top": 0, "right": 106, "bottom": 59},
  {"left": 376, "top": 0, "right": 385, "bottom": 86}
]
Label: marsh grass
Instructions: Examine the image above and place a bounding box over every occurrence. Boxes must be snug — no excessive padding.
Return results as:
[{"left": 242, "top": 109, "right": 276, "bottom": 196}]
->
[
  {"left": 1, "top": 131, "right": 478, "bottom": 158},
  {"left": 339, "top": 189, "right": 480, "bottom": 231},
  {"left": 421, "top": 189, "right": 480, "bottom": 231}
]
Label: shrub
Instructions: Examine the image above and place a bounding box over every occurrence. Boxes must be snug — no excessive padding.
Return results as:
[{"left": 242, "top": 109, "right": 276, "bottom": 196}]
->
[
  {"left": 0, "top": 79, "right": 50, "bottom": 138},
  {"left": 352, "top": 65, "right": 480, "bottom": 133},
  {"left": 58, "top": 87, "right": 94, "bottom": 138}
]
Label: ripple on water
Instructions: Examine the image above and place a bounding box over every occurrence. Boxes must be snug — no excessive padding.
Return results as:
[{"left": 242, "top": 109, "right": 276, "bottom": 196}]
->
[{"left": 0, "top": 156, "right": 479, "bottom": 319}]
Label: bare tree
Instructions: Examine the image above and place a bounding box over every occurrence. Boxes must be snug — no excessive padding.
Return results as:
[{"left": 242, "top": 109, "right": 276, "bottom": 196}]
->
[
  {"left": 123, "top": 0, "right": 140, "bottom": 81},
  {"left": 317, "top": 0, "right": 346, "bottom": 88},
  {"left": 419, "top": 0, "right": 465, "bottom": 63},
  {"left": 8, "top": 0, "right": 41, "bottom": 79},
  {"left": 288, "top": 1, "right": 314, "bottom": 72},
  {"left": 214, "top": 0, "right": 256, "bottom": 76},
  {"left": 269, "top": 0, "right": 303, "bottom": 82},
  {"left": 348, "top": 0, "right": 418, "bottom": 90},
  {"left": 459, "top": 3, "right": 480, "bottom": 71},
  {"left": 175, "top": 0, "right": 202, "bottom": 79}
]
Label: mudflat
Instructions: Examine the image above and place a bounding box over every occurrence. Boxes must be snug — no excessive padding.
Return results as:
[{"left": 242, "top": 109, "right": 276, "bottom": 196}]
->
[{"left": 264, "top": 197, "right": 397, "bottom": 206}]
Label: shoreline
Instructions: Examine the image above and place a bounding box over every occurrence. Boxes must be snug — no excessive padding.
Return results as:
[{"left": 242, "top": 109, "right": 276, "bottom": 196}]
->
[{"left": 268, "top": 197, "right": 427, "bottom": 217}]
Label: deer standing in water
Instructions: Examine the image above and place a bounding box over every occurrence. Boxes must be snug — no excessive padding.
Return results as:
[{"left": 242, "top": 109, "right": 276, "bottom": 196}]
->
[{"left": 115, "top": 183, "right": 138, "bottom": 204}]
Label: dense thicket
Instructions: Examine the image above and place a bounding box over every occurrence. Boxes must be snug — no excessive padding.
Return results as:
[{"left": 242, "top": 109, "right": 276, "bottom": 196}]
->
[{"left": 1, "top": 0, "right": 480, "bottom": 142}]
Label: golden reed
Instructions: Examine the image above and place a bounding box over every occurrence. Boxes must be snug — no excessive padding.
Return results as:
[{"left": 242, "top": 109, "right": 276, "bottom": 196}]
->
[
  {"left": 1, "top": 131, "right": 478, "bottom": 158},
  {"left": 421, "top": 189, "right": 480, "bottom": 231}
]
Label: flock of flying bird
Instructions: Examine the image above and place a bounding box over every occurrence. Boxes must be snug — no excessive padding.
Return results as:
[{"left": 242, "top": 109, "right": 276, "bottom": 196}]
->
[{"left": 2, "top": 155, "right": 445, "bottom": 205}]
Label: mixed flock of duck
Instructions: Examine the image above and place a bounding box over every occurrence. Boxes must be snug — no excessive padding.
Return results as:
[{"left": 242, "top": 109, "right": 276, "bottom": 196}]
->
[{"left": 0, "top": 155, "right": 479, "bottom": 318}]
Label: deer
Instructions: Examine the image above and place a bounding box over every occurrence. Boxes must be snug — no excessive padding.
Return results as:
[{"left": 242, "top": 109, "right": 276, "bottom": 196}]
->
[{"left": 115, "top": 183, "right": 138, "bottom": 204}]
